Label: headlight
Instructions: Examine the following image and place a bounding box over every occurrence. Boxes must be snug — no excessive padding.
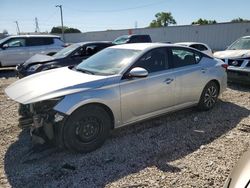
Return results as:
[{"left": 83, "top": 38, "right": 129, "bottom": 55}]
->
[{"left": 27, "top": 64, "right": 42, "bottom": 72}]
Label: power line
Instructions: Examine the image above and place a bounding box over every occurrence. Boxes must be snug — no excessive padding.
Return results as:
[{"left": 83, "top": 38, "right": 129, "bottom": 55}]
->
[
  {"left": 64, "top": 0, "right": 166, "bottom": 13},
  {"left": 14, "top": 21, "right": 20, "bottom": 34},
  {"left": 35, "top": 17, "right": 40, "bottom": 33}
]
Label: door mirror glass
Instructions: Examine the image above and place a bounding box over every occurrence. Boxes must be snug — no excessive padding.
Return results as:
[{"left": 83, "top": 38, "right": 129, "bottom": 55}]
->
[
  {"left": 129, "top": 67, "right": 148, "bottom": 78},
  {"left": 2, "top": 44, "right": 8, "bottom": 49}
]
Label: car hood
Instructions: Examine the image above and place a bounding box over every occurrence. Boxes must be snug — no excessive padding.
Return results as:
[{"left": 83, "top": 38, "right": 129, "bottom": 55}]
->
[
  {"left": 23, "top": 54, "right": 58, "bottom": 66},
  {"left": 5, "top": 67, "right": 108, "bottom": 104},
  {"left": 214, "top": 50, "right": 250, "bottom": 59}
]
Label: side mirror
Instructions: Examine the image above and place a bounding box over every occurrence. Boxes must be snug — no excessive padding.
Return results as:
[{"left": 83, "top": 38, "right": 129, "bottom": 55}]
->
[
  {"left": 128, "top": 67, "right": 148, "bottom": 78},
  {"left": 2, "top": 44, "right": 8, "bottom": 49}
]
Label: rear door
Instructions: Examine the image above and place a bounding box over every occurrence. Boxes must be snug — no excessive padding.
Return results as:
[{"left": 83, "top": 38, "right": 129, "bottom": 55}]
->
[
  {"left": 0, "top": 37, "right": 29, "bottom": 66},
  {"left": 120, "top": 47, "right": 176, "bottom": 124},
  {"left": 169, "top": 47, "right": 207, "bottom": 105},
  {"left": 26, "top": 37, "right": 57, "bottom": 57}
]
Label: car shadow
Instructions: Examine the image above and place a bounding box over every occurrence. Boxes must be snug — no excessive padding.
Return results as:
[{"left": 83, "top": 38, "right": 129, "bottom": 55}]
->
[
  {"left": 0, "top": 68, "right": 16, "bottom": 78},
  {"left": 227, "top": 82, "right": 250, "bottom": 92},
  {"left": 4, "top": 100, "right": 250, "bottom": 187}
]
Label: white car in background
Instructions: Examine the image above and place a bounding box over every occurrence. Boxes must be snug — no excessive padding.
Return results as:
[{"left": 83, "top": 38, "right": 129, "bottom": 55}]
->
[
  {"left": 214, "top": 36, "right": 250, "bottom": 84},
  {"left": 175, "top": 42, "right": 213, "bottom": 56},
  {"left": 0, "top": 35, "right": 65, "bottom": 67}
]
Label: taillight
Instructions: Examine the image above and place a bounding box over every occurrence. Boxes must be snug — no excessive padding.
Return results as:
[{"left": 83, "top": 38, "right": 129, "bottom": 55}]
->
[{"left": 221, "top": 64, "right": 228, "bottom": 70}]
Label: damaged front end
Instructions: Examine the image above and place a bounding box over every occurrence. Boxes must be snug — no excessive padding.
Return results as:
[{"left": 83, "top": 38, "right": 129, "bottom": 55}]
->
[{"left": 18, "top": 97, "right": 66, "bottom": 145}]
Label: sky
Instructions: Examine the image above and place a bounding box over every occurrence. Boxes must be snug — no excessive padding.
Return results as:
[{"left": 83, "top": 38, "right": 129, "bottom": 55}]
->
[{"left": 0, "top": 0, "right": 250, "bottom": 34}]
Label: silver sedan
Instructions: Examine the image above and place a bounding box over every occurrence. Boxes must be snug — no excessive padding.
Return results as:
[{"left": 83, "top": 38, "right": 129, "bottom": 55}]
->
[{"left": 5, "top": 43, "right": 227, "bottom": 153}]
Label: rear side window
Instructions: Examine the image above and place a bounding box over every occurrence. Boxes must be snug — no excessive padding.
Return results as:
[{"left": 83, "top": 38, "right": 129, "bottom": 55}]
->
[
  {"left": 191, "top": 44, "right": 208, "bottom": 51},
  {"left": 170, "top": 48, "right": 201, "bottom": 68},
  {"left": 26, "top": 37, "right": 53, "bottom": 46},
  {"left": 130, "top": 35, "right": 151, "bottom": 43}
]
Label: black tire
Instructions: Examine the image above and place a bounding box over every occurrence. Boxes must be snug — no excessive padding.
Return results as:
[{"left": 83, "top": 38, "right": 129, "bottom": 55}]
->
[
  {"left": 198, "top": 81, "right": 219, "bottom": 111},
  {"left": 63, "top": 105, "right": 112, "bottom": 153}
]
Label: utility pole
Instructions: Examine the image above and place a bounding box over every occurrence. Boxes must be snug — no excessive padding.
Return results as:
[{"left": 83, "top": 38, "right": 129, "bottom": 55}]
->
[
  {"left": 55, "top": 5, "right": 64, "bottom": 41},
  {"left": 35, "top": 17, "right": 40, "bottom": 33},
  {"left": 14, "top": 21, "right": 20, "bottom": 35}
]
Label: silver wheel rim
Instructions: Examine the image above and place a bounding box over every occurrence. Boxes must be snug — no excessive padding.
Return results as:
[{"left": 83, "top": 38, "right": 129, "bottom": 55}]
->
[{"left": 204, "top": 86, "right": 217, "bottom": 108}]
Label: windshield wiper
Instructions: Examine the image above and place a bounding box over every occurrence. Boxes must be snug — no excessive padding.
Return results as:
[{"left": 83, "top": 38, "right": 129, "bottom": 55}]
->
[{"left": 75, "top": 68, "right": 95, "bottom": 75}]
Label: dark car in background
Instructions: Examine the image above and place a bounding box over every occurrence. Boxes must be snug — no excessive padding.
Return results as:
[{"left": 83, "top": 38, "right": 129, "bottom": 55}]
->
[
  {"left": 112, "top": 34, "right": 152, "bottom": 45},
  {"left": 16, "top": 41, "right": 113, "bottom": 78}
]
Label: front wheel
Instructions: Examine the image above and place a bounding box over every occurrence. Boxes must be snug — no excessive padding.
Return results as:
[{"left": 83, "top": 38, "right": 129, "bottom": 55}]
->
[
  {"left": 63, "top": 105, "right": 112, "bottom": 153},
  {"left": 198, "top": 81, "right": 219, "bottom": 111}
]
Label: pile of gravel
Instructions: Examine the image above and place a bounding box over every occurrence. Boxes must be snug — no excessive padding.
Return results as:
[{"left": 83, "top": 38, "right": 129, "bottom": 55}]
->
[{"left": 0, "top": 73, "right": 249, "bottom": 188}]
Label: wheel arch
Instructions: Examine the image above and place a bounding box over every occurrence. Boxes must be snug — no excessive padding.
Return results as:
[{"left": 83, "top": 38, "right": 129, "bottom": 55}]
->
[
  {"left": 208, "top": 79, "right": 220, "bottom": 94},
  {"left": 71, "top": 102, "right": 115, "bottom": 129}
]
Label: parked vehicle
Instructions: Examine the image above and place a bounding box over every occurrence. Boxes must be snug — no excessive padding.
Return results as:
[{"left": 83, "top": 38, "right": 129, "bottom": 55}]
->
[
  {"left": 16, "top": 41, "right": 113, "bottom": 78},
  {"left": 5, "top": 43, "right": 227, "bottom": 153},
  {"left": 0, "top": 35, "right": 65, "bottom": 67},
  {"left": 223, "top": 149, "right": 250, "bottom": 188},
  {"left": 112, "top": 34, "right": 152, "bottom": 44},
  {"left": 214, "top": 36, "right": 250, "bottom": 84},
  {"left": 175, "top": 42, "right": 213, "bottom": 56}
]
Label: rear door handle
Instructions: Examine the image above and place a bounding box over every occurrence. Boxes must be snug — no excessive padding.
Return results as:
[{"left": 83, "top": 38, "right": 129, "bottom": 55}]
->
[{"left": 164, "top": 78, "right": 174, "bottom": 84}]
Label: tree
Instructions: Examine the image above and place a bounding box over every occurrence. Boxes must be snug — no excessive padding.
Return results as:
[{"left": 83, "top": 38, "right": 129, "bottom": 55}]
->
[
  {"left": 50, "top": 26, "right": 81, "bottom": 34},
  {"left": 2, "top": 29, "right": 8, "bottom": 35},
  {"left": 149, "top": 12, "right": 176, "bottom": 28},
  {"left": 231, "top": 17, "right": 249, "bottom": 23},
  {"left": 192, "top": 18, "right": 217, "bottom": 25}
]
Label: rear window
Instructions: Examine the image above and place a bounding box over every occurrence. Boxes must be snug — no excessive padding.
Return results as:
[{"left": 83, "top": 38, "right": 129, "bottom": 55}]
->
[
  {"left": 26, "top": 37, "right": 54, "bottom": 46},
  {"left": 191, "top": 44, "right": 208, "bottom": 51}
]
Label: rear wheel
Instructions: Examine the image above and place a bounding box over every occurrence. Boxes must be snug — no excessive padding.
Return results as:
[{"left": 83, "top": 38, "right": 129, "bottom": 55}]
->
[
  {"left": 198, "top": 81, "right": 219, "bottom": 111},
  {"left": 63, "top": 105, "right": 112, "bottom": 153}
]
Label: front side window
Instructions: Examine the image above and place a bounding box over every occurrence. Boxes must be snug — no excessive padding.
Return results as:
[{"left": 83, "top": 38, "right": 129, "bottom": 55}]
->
[
  {"left": 170, "top": 48, "right": 201, "bottom": 68},
  {"left": 5, "top": 38, "right": 25, "bottom": 47},
  {"left": 134, "top": 48, "right": 168, "bottom": 73},
  {"left": 76, "top": 48, "right": 141, "bottom": 75}
]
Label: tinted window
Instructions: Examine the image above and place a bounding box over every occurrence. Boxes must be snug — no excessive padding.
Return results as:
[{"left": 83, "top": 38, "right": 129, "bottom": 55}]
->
[
  {"left": 26, "top": 37, "right": 53, "bottom": 46},
  {"left": 170, "top": 48, "right": 201, "bottom": 68},
  {"left": 5, "top": 38, "right": 26, "bottom": 47},
  {"left": 134, "top": 48, "right": 168, "bottom": 73},
  {"left": 191, "top": 44, "right": 208, "bottom": 51}
]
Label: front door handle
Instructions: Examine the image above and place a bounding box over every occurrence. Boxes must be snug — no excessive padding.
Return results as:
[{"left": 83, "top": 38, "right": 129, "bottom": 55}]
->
[
  {"left": 201, "top": 68, "right": 207, "bottom": 73},
  {"left": 164, "top": 78, "right": 174, "bottom": 84}
]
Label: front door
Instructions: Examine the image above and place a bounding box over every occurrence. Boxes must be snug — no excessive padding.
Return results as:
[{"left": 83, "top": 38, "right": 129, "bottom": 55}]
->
[
  {"left": 120, "top": 47, "right": 176, "bottom": 124},
  {"left": 0, "top": 38, "right": 29, "bottom": 66}
]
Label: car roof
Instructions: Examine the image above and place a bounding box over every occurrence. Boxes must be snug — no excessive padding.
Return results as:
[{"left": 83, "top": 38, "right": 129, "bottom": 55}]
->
[
  {"left": 110, "top": 43, "right": 180, "bottom": 51},
  {"left": 77, "top": 41, "right": 112, "bottom": 45},
  {"left": 241, "top": 36, "right": 250, "bottom": 39},
  {"left": 6, "top": 34, "right": 61, "bottom": 39},
  {"left": 175, "top": 42, "right": 208, "bottom": 46}
]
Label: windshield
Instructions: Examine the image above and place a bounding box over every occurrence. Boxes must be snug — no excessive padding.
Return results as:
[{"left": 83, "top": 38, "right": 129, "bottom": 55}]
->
[
  {"left": 112, "top": 35, "right": 130, "bottom": 44},
  {"left": 53, "top": 43, "right": 80, "bottom": 58},
  {"left": 76, "top": 48, "right": 141, "bottom": 75},
  {"left": 228, "top": 37, "right": 250, "bottom": 50},
  {"left": 0, "top": 37, "right": 10, "bottom": 45}
]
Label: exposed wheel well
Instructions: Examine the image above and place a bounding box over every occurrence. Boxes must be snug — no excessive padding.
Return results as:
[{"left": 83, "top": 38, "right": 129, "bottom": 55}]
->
[
  {"left": 75, "top": 103, "right": 115, "bottom": 129},
  {"left": 209, "top": 79, "right": 220, "bottom": 94}
]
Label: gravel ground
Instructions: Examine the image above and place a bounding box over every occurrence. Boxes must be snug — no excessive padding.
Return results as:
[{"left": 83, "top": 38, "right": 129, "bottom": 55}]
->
[{"left": 0, "top": 68, "right": 249, "bottom": 188}]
